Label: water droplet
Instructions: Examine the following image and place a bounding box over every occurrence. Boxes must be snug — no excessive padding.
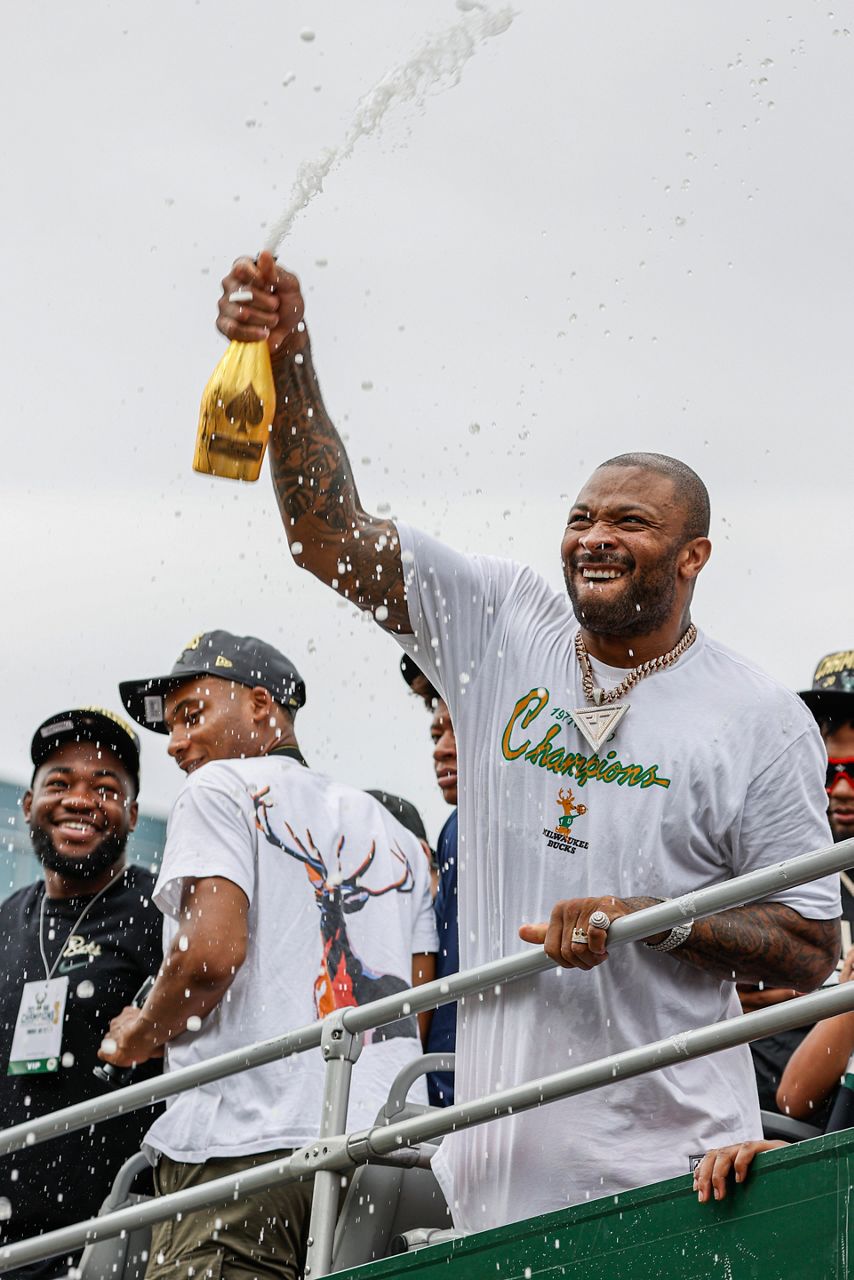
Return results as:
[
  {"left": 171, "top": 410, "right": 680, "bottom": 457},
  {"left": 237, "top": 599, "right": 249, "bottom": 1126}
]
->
[
  {"left": 61, "top": 1052, "right": 75, "bottom": 1068},
  {"left": 101, "top": 1037, "right": 117, "bottom": 1056},
  {"left": 300, "top": 28, "right": 316, "bottom": 42},
  {"left": 291, "top": 541, "right": 304, "bottom": 555},
  {"left": 468, "top": 422, "right": 481, "bottom": 434},
  {"left": 76, "top": 980, "right": 95, "bottom": 999},
  {"left": 186, "top": 1015, "right": 202, "bottom": 1032},
  {"left": 374, "top": 605, "right": 389, "bottom": 623},
  {"left": 178, "top": 936, "right": 189, "bottom": 952},
  {"left": 361, "top": 380, "right": 374, "bottom": 391},
  {"left": 0, "top": 1198, "right": 11, "bottom": 1221}
]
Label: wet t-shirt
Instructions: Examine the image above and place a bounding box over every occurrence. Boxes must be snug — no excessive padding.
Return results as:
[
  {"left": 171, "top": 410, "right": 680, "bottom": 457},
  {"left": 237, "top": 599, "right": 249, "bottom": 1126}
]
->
[
  {"left": 0, "top": 865, "right": 162, "bottom": 1278},
  {"left": 144, "top": 756, "right": 437, "bottom": 1162},
  {"left": 394, "top": 523, "right": 840, "bottom": 1234}
]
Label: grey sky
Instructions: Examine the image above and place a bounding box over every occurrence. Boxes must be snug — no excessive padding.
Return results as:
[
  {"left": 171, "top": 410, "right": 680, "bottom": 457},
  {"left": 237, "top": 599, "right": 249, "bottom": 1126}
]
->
[{"left": 1, "top": 2, "right": 850, "bottom": 839}]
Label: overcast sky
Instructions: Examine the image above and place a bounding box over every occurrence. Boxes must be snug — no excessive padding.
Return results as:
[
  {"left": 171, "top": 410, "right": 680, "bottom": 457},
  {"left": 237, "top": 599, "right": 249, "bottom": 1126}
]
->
[{"left": 1, "top": 2, "right": 851, "bottom": 839}]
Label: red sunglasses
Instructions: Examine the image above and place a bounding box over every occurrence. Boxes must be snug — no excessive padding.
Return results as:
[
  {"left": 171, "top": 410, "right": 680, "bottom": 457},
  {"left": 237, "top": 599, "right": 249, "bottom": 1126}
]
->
[{"left": 826, "top": 758, "right": 854, "bottom": 792}]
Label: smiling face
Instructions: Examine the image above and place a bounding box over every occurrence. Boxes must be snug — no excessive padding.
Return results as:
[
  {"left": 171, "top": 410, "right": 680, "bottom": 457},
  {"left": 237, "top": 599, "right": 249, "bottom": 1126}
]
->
[
  {"left": 431, "top": 699, "right": 458, "bottom": 807},
  {"left": 164, "top": 676, "right": 287, "bottom": 774},
  {"left": 23, "top": 741, "right": 138, "bottom": 883},
  {"left": 561, "top": 464, "right": 711, "bottom": 641},
  {"left": 825, "top": 722, "right": 854, "bottom": 843}
]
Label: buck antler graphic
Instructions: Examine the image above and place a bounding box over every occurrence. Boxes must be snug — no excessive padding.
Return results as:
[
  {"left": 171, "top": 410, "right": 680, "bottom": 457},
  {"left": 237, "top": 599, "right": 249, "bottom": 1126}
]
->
[{"left": 252, "top": 786, "right": 417, "bottom": 1042}]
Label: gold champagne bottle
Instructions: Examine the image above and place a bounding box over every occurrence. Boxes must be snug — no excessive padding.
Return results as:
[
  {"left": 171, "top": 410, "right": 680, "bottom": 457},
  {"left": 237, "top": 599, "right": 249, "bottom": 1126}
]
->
[{"left": 193, "top": 340, "right": 276, "bottom": 482}]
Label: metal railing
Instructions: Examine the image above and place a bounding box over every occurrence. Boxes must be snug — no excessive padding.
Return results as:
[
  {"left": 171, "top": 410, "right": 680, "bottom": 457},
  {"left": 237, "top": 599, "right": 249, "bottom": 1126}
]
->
[{"left": 0, "top": 834, "right": 851, "bottom": 1277}]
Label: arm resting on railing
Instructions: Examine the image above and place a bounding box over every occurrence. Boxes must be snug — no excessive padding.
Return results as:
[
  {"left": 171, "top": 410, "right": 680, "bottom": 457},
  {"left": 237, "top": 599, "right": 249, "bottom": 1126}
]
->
[{"left": 520, "top": 895, "right": 840, "bottom": 989}]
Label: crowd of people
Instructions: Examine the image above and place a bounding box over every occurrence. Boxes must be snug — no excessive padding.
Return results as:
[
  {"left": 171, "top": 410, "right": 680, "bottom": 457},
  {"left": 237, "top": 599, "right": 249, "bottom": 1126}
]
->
[{"left": 0, "top": 248, "right": 850, "bottom": 1279}]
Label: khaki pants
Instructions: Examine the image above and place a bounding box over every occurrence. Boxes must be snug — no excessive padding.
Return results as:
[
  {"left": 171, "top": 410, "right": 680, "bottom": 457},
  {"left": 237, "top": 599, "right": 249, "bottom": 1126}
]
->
[{"left": 145, "top": 1150, "right": 314, "bottom": 1280}]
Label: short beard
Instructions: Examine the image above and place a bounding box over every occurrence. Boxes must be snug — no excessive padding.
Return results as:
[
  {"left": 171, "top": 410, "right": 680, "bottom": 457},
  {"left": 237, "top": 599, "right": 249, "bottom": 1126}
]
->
[
  {"left": 30, "top": 826, "right": 128, "bottom": 883},
  {"left": 564, "top": 545, "right": 681, "bottom": 638}
]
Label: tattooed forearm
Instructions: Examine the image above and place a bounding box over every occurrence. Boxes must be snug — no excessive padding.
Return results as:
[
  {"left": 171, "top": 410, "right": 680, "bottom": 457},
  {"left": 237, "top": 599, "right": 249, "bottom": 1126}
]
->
[
  {"left": 625, "top": 897, "right": 840, "bottom": 988},
  {"left": 267, "top": 338, "right": 411, "bottom": 632}
]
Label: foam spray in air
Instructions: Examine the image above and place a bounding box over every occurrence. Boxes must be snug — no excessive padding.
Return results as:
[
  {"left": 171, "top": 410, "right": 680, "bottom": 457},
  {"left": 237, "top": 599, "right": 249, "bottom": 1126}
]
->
[{"left": 193, "top": 6, "right": 517, "bottom": 482}]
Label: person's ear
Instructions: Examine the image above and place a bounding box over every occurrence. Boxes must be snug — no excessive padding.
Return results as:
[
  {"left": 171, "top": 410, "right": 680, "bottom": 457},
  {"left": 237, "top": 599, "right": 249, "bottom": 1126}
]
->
[
  {"left": 250, "top": 686, "right": 273, "bottom": 727},
  {"left": 679, "top": 537, "right": 712, "bottom": 581},
  {"left": 22, "top": 790, "right": 33, "bottom": 822}
]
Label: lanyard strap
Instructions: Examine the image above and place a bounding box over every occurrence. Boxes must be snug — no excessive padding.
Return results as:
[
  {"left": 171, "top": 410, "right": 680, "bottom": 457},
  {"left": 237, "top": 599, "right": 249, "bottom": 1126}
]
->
[{"left": 38, "top": 869, "right": 126, "bottom": 982}]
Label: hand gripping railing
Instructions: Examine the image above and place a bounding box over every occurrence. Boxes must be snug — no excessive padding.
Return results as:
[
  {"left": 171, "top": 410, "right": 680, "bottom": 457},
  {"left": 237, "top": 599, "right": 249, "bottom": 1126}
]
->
[{"left": 0, "top": 834, "right": 851, "bottom": 1278}]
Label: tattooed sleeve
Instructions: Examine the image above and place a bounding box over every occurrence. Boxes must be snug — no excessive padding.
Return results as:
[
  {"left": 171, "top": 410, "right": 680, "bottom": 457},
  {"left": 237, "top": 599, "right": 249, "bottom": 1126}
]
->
[{"left": 268, "top": 340, "right": 411, "bottom": 635}]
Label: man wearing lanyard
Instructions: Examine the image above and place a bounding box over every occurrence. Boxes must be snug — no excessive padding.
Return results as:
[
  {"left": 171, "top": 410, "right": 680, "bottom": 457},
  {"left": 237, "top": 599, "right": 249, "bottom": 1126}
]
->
[
  {"left": 101, "top": 630, "right": 437, "bottom": 1280},
  {"left": 0, "top": 708, "right": 162, "bottom": 1279}
]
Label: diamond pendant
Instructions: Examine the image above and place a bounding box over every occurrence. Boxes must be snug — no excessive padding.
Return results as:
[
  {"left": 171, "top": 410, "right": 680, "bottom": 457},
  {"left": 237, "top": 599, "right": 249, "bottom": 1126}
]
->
[{"left": 572, "top": 703, "right": 630, "bottom": 752}]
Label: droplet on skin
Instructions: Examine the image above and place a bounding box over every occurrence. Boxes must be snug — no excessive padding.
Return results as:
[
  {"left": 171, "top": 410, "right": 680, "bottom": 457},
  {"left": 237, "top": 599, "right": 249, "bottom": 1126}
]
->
[
  {"left": 101, "top": 1037, "right": 117, "bottom": 1056},
  {"left": 178, "top": 936, "right": 189, "bottom": 952},
  {"left": 291, "top": 541, "right": 303, "bottom": 555},
  {"left": 186, "top": 1016, "right": 202, "bottom": 1032},
  {"left": 375, "top": 605, "right": 389, "bottom": 622}
]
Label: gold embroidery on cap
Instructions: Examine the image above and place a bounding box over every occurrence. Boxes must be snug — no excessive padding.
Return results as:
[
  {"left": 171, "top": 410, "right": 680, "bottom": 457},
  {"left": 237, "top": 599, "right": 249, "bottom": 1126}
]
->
[{"left": 214, "top": 655, "right": 234, "bottom": 668}]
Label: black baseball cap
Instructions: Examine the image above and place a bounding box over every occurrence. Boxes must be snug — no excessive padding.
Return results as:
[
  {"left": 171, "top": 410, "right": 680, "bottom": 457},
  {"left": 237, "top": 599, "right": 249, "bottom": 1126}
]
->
[
  {"left": 31, "top": 708, "right": 141, "bottom": 795},
  {"left": 799, "top": 650, "right": 854, "bottom": 722},
  {"left": 119, "top": 630, "right": 306, "bottom": 734},
  {"left": 366, "top": 789, "right": 429, "bottom": 845}
]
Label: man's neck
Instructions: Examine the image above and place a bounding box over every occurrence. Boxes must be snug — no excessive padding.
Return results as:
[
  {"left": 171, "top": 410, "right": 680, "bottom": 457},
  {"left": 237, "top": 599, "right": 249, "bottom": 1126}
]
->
[
  {"left": 43, "top": 858, "right": 127, "bottom": 901},
  {"left": 580, "top": 613, "right": 693, "bottom": 668}
]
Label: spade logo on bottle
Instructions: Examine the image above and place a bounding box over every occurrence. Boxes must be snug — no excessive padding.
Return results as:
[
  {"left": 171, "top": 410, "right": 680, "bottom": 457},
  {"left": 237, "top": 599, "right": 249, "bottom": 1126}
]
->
[
  {"left": 225, "top": 384, "right": 265, "bottom": 430},
  {"left": 206, "top": 383, "right": 266, "bottom": 464}
]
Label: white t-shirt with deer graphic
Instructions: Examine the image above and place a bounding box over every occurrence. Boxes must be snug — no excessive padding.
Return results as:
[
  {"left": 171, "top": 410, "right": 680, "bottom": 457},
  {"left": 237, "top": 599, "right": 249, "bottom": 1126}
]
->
[{"left": 143, "top": 756, "right": 437, "bottom": 1163}]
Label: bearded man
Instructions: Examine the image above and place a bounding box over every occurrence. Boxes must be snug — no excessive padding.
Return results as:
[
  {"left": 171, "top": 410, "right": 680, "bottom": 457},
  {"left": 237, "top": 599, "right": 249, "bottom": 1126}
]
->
[
  {"left": 0, "top": 708, "right": 162, "bottom": 1279},
  {"left": 214, "top": 253, "right": 840, "bottom": 1233}
]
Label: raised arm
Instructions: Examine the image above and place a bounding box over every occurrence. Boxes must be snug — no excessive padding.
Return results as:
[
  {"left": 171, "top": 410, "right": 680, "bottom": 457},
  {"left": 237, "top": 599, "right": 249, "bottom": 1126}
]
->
[{"left": 216, "top": 252, "right": 411, "bottom": 634}]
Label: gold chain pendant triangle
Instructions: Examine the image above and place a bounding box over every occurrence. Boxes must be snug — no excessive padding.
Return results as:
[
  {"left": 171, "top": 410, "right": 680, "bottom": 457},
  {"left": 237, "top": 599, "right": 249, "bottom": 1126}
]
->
[{"left": 571, "top": 703, "right": 630, "bottom": 752}]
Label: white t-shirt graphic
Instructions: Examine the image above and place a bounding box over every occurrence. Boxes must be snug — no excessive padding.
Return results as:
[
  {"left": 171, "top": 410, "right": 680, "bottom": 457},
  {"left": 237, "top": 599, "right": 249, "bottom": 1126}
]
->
[
  {"left": 144, "top": 755, "right": 437, "bottom": 1163},
  {"left": 394, "top": 523, "right": 839, "bottom": 1233}
]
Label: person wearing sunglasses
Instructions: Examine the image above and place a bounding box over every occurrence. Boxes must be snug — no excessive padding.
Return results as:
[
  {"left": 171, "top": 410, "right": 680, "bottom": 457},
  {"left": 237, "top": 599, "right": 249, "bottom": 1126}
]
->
[{"left": 799, "top": 651, "right": 854, "bottom": 899}]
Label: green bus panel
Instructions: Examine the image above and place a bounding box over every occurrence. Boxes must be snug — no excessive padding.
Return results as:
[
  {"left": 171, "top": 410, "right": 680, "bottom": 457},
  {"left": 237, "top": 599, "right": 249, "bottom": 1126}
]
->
[{"left": 333, "top": 1131, "right": 854, "bottom": 1280}]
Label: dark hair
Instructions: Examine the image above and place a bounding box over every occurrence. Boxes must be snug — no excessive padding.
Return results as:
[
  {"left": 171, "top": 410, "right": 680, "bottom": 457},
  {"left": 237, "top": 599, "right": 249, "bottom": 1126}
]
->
[
  {"left": 819, "top": 714, "right": 854, "bottom": 740},
  {"left": 599, "top": 452, "right": 711, "bottom": 541}
]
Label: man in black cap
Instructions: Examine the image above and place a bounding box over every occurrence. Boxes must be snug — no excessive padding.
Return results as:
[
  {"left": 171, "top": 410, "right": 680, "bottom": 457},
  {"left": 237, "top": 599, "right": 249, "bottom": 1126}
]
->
[
  {"left": 103, "top": 631, "right": 437, "bottom": 1280},
  {"left": 743, "top": 652, "right": 854, "bottom": 1118},
  {"left": 800, "top": 650, "right": 854, "bottom": 853},
  {"left": 0, "top": 708, "right": 162, "bottom": 1279}
]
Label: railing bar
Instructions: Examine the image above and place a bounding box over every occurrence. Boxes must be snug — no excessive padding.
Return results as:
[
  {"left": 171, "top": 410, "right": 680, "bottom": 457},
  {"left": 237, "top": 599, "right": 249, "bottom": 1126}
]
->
[
  {"left": 352, "top": 979, "right": 854, "bottom": 1157},
  {"left": 1, "top": 834, "right": 850, "bottom": 1157},
  {"left": 342, "top": 834, "right": 854, "bottom": 1033},
  {"left": 0, "top": 1021, "right": 324, "bottom": 1157},
  {"left": 3, "top": 980, "right": 853, "bottom": 1274}
]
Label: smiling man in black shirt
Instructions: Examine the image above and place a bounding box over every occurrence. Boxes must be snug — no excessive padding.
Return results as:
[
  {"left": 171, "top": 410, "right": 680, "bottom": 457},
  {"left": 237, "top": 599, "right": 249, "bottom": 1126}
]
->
[{"left": 0, "top": 708, "right": 162, "bottom": 1279}]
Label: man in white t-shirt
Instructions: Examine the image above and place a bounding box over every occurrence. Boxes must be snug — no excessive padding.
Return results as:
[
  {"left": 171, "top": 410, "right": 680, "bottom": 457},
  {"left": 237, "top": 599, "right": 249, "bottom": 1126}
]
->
[
  {"left": 98, "top": 630, "right": 437, "bottom": 1280},
  {"left": 212, "top": 256, "right": 841, "bottom": 1233}
]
